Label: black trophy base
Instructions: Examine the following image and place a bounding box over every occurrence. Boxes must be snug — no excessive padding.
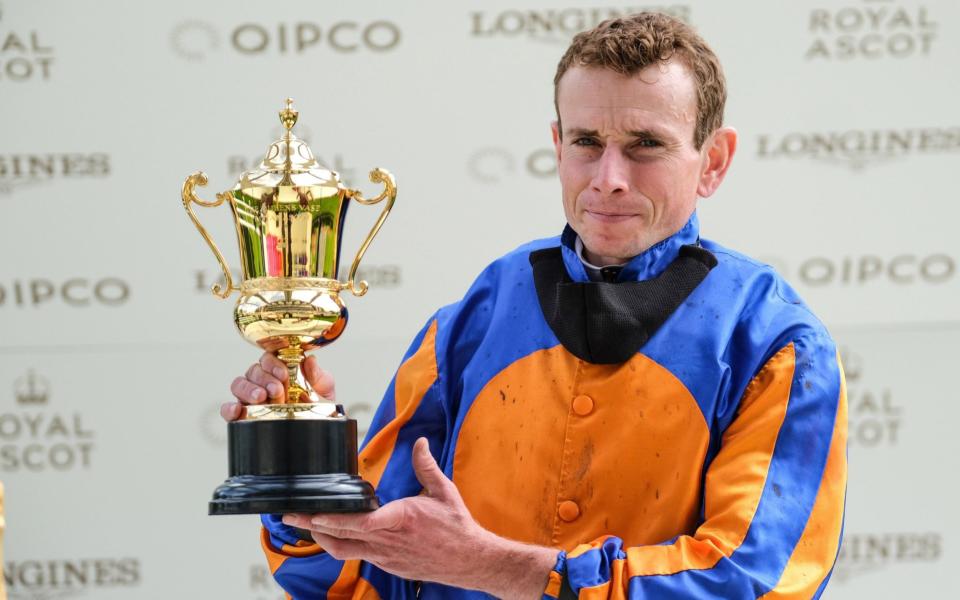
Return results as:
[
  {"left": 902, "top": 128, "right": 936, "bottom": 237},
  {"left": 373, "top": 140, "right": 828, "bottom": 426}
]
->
[{"left": 209, "top": 416, "right": 379, "bottom": 515}]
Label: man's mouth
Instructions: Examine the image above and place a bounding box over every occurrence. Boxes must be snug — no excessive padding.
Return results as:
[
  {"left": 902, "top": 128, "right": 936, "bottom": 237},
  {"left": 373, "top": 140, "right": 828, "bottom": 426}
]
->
[{"left": 584, "top": 210, "right": 637, "bottom": 223}]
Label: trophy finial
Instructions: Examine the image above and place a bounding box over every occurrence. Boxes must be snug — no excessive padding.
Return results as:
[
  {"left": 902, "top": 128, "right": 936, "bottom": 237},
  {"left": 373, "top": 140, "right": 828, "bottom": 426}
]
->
[{"left": 280, "top": 98, "right": 298, "bottom": 132}]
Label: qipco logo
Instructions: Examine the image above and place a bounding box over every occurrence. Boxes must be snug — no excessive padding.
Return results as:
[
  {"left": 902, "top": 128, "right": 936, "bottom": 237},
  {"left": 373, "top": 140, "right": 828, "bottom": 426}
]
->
[
  {"left": 0, "top": 278, "right": 130, "bottom": 308},
  {"left": 796, "top": 254, "right": 954, "bottom": 286},
  {"left": 467, "top": 147, "right": 556, "bottom": 183},
  {"left": 171, "top": 20, "right": 402, "bottom": 61}
]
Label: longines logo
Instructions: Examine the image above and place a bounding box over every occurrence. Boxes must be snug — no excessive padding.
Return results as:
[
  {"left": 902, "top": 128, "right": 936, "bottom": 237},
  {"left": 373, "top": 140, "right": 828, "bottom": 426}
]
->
[
  {"left": 249, "top": 564, "right": 285, "bottom": 600},
  {"left": 840, "top": 347, "right": 901, "bottom": 448},
  {"left": 834, "top": 532, "right": 941, "bottom": 584},
  {"left": 195, "top": 266, "right": 401, "bottom": 295},
  {"left": 0, "top": 278, "right": 130, "bottom": 308},
  {"left": 0, "top": 6, "right": 54, "bottom": 82},
  {"left": 0, "top": 153, "right": 110, "bottom": 194},
  {"left": 470, "top": 6, "right": 690, "bottom": 42},
  {"left": 806, "top": 1, "right": 937, "bottom": 60},
  {"left": 3, "top": 558, "right": 140, "bottom": 599},
  {"left": 468, "top": 147, "right": 556, "bottom": 183},
  {"left": 1, "top": 370, "right": 95, "bottom": 472},
  {"left": 756, "top": 127, "right": 960, "bottom": 170},
  {"left": 170, "top": 19, "right": 402, "bottom": 61},
  {"left": 767, "top": 253, "right": 956, "bottom": 287}
]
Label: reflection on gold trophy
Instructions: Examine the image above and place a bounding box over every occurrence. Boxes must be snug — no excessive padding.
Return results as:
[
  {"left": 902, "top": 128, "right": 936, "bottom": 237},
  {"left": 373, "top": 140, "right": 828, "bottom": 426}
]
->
[{"left": 182, "top": 99, "right": 392, "bottom": 514}]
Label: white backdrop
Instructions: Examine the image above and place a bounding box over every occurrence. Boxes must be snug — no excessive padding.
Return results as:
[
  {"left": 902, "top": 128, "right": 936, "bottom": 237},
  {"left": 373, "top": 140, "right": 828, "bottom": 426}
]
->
[{"left": 1, "top": 0, "right": 958, "bottom": 597}]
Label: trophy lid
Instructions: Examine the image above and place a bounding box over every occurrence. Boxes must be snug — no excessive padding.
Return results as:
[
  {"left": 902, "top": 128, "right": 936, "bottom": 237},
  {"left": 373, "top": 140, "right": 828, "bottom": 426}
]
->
[{"left": 237, "top": 98, "right": 342, "bottom": 190}]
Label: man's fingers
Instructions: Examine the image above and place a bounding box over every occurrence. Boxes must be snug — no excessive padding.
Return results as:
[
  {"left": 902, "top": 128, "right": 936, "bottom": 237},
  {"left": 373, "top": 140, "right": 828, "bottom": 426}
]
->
[
  {"left": 312, "top": 503, "right": 404, "bottom": 533},
  {"left": 245, "top": 364, "right": 285, "bottom": 401},
  {"left": 259, "top": 353, "right": 289, "bottom": 384},
  {"left": 302, "top": 356, "right": 336, "bottom": 401},
  {"left": 308, "top": 512, "right": 372, "bottom": 534},
  {"left": 282, "top": 513, "right": 312, "bottom": 529},
  {"left": 310, "top": 532, "right": 371, "bottom": 561},
  {"left": 411, "top": 437, "right": 453, "bottom": 500},
  {"left": 219, "top": 401, "right": 242, "bottom": 422},
  {"left": 230, "top": 376, "right": 267, "bottom": 405}
]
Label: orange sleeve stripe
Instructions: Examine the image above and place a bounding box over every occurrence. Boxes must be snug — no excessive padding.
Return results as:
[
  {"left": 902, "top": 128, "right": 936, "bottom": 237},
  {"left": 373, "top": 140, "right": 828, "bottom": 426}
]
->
[
  {"left": 260, "top": 527, "right": 323, "bottom": 569},
  {"left": 543, "top": 570, "right": 563, "bottom": 598},
  {"left": 574, "top": 344, "right": 798, "bottom": 578},
  {"left": 358, "top": 320, "right": 439, "bottom": 489},
  {"left": 352, "top": 577, "right": 383, "bottom": 599},
  {"left": 568, "top": 535, "right": 615, "bottom": 559},
  {"left": 579, "top": 556, "right": 628, "bottom": 600},
  {"left": 261, "top": 527, "right": 290, "bottom": 575},
  {"left": 760, "top": 356, "right": 848, "bottom": 599},
  {"left": 325, "top": 559, "right": 361, "bottom": 599}
]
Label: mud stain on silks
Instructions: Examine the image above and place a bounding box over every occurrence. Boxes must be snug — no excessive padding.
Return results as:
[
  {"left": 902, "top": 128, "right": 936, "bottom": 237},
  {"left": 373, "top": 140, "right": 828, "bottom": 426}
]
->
[{"left": 573, "top": 438, "right": 594, "bottom": 482}]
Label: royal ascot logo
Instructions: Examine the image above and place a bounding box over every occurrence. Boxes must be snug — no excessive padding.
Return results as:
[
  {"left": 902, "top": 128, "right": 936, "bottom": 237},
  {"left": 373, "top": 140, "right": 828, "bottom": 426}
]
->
[
  {"left": 833, "top": 532, "right": 941, "bottom": 584},
  {"left": 0, "top": 277, "right": 130, "bottom": 308},
  {"left": 170, "top": 19, "right": 402, "bottom": 61},
  {"left": 467, "top": 147, "right": 557, "bottom": 183},
  {"left": 0, "top": 7, "right": 54, "bottom": 83},
  {"left": 3, "top": 558, "right": 141, "bottom": 599},
  {"left": 469, "top": 5, "right": 691, "bottom": 43},
  {"left": 840, "top": 346, "right": 901, "bottom": 448},
  {"left": 806, "top": 1, "right": 938, "bottom": 60},
  {"left": 0, "top": 370, "right": 95, "bottom": 472},
  {"left": 0, "top": 153, "right": 111, "bottom": 194},
  {"left": 194, "top": 266, "right": 401, "bottom": 296},
  {"left": 249, "top": 564, "right": 286, "bottom": 600},
  {"left": 756, "top": 127, "right": 960, "bottom": 170}
]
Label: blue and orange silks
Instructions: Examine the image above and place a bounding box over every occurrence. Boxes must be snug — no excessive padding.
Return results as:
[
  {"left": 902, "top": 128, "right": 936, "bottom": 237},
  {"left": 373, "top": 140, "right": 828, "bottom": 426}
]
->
[{"left": 259, "top": 212, "right": 848, "bottom": 599}]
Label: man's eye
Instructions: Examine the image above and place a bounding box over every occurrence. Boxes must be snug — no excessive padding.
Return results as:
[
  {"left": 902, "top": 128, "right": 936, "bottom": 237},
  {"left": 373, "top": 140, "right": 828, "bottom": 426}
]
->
[
  {"left": 635, "top": 139, "right": 662, "bottom": 148},
  {"left": 572, "top": 137, "right": 598, "bottom": 147}
]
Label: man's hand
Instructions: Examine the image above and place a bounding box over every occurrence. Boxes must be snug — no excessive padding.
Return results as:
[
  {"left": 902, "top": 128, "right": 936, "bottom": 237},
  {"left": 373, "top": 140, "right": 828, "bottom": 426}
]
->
[
  {"left": 221, "top": 354, "right": 336, "bottom": 421},
  {"left": 282, "top": 438, "right": 557, "bottom": 599}
]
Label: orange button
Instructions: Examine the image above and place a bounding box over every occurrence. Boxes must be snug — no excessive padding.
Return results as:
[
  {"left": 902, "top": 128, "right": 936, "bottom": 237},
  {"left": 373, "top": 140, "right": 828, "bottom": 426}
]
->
[
  {"left": 572, "top": 394, "right": 594, "bottom": 416},
  {"left": 558, "top": 500, "right": 580, "bottom": 522}
]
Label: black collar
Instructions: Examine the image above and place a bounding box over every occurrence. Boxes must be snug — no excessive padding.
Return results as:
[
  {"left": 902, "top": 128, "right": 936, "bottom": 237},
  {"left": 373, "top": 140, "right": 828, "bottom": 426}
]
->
[{"left": 529, "top": 244, "right": 717, "bottom": 364}]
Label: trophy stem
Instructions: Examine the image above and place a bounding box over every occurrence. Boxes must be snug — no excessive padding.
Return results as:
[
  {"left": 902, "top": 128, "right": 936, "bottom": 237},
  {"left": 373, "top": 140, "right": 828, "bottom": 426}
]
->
[{"left": 277, "top": 345, "right": 316, "bottom": 403}]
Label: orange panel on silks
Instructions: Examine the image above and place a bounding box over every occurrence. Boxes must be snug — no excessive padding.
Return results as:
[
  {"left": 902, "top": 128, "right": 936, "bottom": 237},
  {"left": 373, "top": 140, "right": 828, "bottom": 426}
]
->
[{"left": 453, "top": 345, "right": 710, "bottom": 550}]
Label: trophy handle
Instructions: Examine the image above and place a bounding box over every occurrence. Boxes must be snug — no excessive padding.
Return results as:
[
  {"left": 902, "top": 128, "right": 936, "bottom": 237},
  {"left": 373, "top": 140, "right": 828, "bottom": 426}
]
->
[
  {"left": 343, "top": 168, "right": 397, "bottom": 297},
  {"left": 181, "top": 171, "right": 237, "bottom": 299}
]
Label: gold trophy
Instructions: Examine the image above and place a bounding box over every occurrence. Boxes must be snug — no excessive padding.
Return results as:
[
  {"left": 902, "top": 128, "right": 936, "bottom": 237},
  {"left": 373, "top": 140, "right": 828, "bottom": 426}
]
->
[{"left": 182, "top": 99, "right": 392, "bottom": 514}]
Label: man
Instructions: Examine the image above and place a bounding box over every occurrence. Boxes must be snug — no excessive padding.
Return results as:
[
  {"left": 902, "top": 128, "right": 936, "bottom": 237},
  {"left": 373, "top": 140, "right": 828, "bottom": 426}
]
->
[{"left": 224, "top": 12, "right": 847, "bottom": 599}]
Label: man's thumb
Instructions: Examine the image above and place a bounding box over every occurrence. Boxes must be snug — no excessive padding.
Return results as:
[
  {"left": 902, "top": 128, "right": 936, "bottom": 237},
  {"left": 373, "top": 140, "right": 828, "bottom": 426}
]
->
[{"left": 412, "top": 437, "right": 449, "bottom": 498}]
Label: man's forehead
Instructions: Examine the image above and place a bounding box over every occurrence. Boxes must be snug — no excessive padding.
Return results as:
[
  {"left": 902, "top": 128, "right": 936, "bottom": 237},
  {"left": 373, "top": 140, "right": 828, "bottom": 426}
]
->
[
  {"left": 557, "top": 63, "right": 696, "bottom": 108},
  {"left": 557, "top": 63, "right": 697, "bottom": 133}
]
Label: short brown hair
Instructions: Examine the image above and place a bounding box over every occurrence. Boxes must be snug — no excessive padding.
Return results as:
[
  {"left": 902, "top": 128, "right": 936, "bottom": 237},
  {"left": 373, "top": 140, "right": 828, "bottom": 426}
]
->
[{"left": 554, "top": 13, "right": 726, "bottom": 149}]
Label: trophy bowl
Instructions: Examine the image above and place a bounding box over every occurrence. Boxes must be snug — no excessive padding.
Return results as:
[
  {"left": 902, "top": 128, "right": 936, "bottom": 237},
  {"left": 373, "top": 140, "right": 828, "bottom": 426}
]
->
[{"left": 181, "top": 99, "right": 394, "bottom": 515}]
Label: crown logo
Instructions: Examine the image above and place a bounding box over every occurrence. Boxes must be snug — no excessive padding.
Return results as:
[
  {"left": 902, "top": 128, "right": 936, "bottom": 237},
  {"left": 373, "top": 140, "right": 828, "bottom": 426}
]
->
[
  {"left": 15, "top": 369, "right": 50, "bottom": 405},
  {"left": 838, "top": 347, "right": 862, "bottom": 383}
]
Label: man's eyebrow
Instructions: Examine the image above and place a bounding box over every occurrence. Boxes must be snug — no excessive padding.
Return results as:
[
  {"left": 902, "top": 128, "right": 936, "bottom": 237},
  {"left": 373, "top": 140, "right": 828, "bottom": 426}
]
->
[
  {"left": 563, "top": 127, "right": 672, "bottom": 140},
  {"left": 564, "top": 127, "right": 598, "bottom": 138},
  {"left": 627, "top": 129, "right": 669, "bottom": 140}
]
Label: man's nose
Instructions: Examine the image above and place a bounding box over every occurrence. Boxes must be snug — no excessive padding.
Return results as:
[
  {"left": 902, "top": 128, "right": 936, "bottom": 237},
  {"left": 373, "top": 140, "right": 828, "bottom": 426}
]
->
[{"left": 591, "top": 146, "right": 629, "bottom": 195}]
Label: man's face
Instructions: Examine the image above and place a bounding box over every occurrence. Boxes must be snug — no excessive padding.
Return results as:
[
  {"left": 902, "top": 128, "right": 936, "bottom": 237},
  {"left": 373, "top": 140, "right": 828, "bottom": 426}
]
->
[{"left": 552, "top": 61, "right": 708, "bottom": 265}]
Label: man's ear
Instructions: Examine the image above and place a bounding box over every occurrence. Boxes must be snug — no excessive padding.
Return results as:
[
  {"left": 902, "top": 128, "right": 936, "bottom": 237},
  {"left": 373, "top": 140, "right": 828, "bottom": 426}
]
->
[
  {"left": 696, "top": 126, "right": 737, "bottom": 198},
  {"left": 551, "top": 120, "right": 562, "bottom": 164}
]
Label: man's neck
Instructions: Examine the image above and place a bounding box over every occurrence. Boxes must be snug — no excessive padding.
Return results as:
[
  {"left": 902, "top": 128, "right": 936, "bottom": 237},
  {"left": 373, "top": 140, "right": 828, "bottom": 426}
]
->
[{"left": 575, "top": 237, "right": 628, "bottom": 282}]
